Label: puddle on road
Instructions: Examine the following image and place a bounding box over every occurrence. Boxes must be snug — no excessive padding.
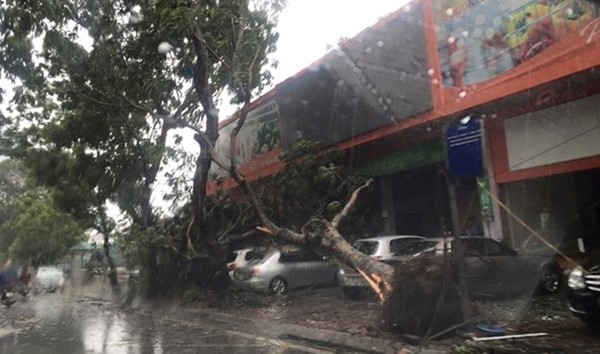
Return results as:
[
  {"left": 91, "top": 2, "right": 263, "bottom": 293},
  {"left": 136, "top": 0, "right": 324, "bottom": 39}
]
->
[
  {"left": 1, "top": 296, "right": 280, "bottom": 354},
  {"left": 1, "top": 296, "right": 167, "bottom": 354}
]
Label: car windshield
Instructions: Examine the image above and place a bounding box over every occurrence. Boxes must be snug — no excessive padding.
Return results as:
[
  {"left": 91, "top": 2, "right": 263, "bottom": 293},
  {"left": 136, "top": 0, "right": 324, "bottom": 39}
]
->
[
  {"left": 389, "top": 237, "right": 424, "bottom": 253},
  {"left": 394, "top": 240, "right": 439, "bottom": 257},
  {"left": 1, "top": 0, "right": 598, "bottom": 352},
  {"left": 353, "top": 241, "right": 379, "bottom": 256},
  {"left": 245, "top": 249, "right": 271, "bottom": 263}
]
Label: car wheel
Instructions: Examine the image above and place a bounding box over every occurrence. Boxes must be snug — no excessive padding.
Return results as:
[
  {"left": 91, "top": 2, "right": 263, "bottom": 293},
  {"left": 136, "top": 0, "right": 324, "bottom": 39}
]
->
[
  {"left": 269, "top": 277, "right": 288, "bottom": 295},
  {"left": 539, "top": 265, "right": 562, "bottom": 294},
  {"left": 342, "top": 287, "right": 362, "bottom": 300}
]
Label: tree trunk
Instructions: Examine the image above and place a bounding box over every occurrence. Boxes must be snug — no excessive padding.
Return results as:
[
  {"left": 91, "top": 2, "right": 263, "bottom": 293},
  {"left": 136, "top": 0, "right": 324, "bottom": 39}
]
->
[
  {"left": 140, "top": 184, "right": 159, "bottom": 296},
  {"left": 321, "top": 223, "right": 395, "bottom": 284},
  {"left": 189, "top": 32, "right": 231, "bottom": 305},
  {"left": 103, "top": 234, "right": 120, "bottom": 295},
  {"left": 97, "top": 205, "right": 120, "bottom": 294}
]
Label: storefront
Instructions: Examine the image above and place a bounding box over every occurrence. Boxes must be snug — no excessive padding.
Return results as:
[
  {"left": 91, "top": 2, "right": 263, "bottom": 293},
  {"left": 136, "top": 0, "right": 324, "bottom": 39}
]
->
[
  {"left": 355, "top": 139, "right": 483, "bottom": 237},
  {"left": 488, "top": 92, "right": 600, "bottom": 249},
  {"left": 500, "top": 169, "right": 600, "bottom": 250}
]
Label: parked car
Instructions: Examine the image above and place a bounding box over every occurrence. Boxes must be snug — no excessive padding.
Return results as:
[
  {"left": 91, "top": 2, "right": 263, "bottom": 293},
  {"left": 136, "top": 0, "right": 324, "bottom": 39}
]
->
[
  {"left": 388, "top": 236, "right": 543, "bottom": 299},
  {"left": 566, "top": 264, "right": 600, "bottom": 326},
  {"left": 226, "top": 248, "right": 254, "bottom": 277},
  {"left": 33, "top": 266, "right": 65, "bottom": 293},
  {"left": 232, "top": 246, "right": 337, "bottom": 295},
  {"left": 518, "top": 229, "right": 583, "bottom": 293},
  {"left": 337, "top": 235, "right": 425, "bottom": 299}
]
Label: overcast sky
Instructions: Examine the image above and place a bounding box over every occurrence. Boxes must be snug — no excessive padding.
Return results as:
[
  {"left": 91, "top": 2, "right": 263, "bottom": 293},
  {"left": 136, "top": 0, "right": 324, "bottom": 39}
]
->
[{"left": 271, "top": 0, "right": 410, "bottom": 82}]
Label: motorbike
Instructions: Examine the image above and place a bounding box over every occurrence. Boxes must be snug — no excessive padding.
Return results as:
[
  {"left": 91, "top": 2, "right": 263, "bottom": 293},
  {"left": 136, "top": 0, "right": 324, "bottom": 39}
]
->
[
  {"left": 18, "top": 284, "right": 30, "bottom": 297},
  {"left": 1, "top": 287, "right": 16, "bottom": 308}
]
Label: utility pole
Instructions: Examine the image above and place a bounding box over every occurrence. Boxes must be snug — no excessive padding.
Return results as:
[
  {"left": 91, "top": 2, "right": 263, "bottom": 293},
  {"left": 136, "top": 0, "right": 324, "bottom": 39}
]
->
[
  {"left": 440, "top": 167, "right": 472, "bottom": 321},
  {"left": 443, "top": 116, "right": 484, "bottom": 322}
]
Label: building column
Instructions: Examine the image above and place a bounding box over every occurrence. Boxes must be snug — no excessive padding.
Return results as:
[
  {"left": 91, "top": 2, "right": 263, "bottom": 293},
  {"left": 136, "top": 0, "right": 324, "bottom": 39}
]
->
[{"left": 481, "top": 119, "right": 503, "bottom": 240}]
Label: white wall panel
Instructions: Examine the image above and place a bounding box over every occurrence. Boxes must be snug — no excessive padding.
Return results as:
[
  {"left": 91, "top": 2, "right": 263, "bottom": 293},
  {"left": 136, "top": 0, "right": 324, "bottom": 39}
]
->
[{"left": 505, "top": 94, "right": 600, "bottom": 171}]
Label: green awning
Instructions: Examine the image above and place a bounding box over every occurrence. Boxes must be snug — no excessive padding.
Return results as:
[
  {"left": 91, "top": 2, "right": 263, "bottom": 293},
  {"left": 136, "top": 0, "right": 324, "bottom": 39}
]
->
[{"left": 357, "top": 140, "right": 444, "bottom": 177}]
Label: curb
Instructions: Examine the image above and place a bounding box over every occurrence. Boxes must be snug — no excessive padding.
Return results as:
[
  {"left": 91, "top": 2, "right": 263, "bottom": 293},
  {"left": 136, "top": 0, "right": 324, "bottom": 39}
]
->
[{"left": 145, "top": 304, "right": 446, "bottom": 354}]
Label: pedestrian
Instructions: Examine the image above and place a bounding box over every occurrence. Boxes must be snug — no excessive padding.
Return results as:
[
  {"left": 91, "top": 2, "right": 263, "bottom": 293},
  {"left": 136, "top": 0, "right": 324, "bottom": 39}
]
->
[
  {"left": 0, "top": 260, "right": 17, "bottom": 290},
  {"left": 464, "top": 217, "right": 483, "bottom": 236},
  {"left": 19, "top": 264, "right": 31, "bottom": 286}
]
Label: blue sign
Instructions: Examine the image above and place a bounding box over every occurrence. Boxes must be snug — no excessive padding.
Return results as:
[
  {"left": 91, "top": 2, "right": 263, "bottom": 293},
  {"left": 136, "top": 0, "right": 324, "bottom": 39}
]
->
[{"left": 446, "top": 119, "right": 483, "bottom": 179}]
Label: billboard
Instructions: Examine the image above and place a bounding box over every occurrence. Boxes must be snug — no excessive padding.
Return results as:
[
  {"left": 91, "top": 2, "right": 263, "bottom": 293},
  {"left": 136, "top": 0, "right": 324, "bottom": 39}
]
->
[
  {"left": 434, "top": 0, "right": 600, "bottom": 87},
  {"left": 277, "top": 2, "right": 432, "bottom": 149},
  {"left": 210, "top": 99, "right": 282, "bottom": 179}
]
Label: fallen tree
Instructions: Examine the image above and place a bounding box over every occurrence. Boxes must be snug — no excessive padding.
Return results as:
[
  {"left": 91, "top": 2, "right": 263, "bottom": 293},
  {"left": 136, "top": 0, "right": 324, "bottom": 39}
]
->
[
  {"left": 381, "top": 255, "right": 462, "bottom": 336},
  {"left": 189, "top": 50, "right": 479, "bottom": 336}
]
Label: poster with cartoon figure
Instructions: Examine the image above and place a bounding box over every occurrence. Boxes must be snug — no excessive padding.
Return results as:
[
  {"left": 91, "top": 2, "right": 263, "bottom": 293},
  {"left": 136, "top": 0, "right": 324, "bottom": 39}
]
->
[
  {"left": 550, "top": 0, "right": 598, "bottom": 40},
  {"left": 210, "top": 99, "right": 281, "bottom": 179},
  {"left": 434, "top": 0, "right": 600, "bottom": 87}
]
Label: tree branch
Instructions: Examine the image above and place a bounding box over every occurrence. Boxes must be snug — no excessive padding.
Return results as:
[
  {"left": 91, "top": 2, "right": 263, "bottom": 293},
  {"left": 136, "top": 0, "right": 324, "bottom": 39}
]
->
[
  {"left": 70, "top": 89, "right": 115, "bottom": 107},
  {"left": 108, "top": 78, "right": 153, "bottom": 113},
  {"left": 218, "top": 229, "right": 257, "bottom": 245},
  {"left": 216, "top": 204, "right": 252, "bottom": 243},
  {"left": 115, "top": 110, "right": 149, "bottom": 176},
  {"left": 186, "top": 216, "right": 199, "bottom": 256},
  {"left": 331, "top": 178, "right": 373, "bottom": 228}
]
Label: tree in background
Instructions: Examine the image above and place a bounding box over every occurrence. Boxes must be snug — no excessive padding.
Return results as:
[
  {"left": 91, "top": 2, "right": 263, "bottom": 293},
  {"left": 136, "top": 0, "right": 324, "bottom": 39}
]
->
[
  {"left": 0, "top": 160, "right": 84, "bottom": 266},
  {"left": 0, "top": 0, "right": 284, "bottom": 298},
  {"left": 2, "top": 193, "right": 85, "bottom": 267}
]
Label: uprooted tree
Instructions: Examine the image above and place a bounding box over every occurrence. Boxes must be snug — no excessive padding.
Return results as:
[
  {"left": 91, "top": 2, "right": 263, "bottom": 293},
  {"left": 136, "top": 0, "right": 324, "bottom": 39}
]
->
[{"left": 200, "top": 97, "right": 471, "bottom": 336}]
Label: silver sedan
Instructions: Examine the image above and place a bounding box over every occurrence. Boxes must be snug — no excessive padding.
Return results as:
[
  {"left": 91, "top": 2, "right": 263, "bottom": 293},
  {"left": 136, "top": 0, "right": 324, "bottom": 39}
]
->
[{"left": 232, "top": 247, "right": 338, "bottom": 295}]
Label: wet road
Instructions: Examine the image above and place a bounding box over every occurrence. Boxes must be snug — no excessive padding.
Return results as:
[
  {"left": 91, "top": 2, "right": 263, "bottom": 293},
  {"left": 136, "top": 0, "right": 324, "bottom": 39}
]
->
[{"left": 0, "top": 293, "right": 329, "bottom": 354}]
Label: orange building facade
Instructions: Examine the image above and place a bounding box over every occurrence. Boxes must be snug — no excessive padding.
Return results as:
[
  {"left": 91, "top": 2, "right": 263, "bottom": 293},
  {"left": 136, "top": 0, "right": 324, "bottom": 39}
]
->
[{"left": 209, "top": 0, "right": 600, "bottom": 247}]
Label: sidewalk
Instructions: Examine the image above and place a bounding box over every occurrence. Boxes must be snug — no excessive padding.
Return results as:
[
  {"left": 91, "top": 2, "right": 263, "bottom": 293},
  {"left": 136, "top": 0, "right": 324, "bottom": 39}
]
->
[
  {"left": 155, "top": 306, "right": 441, "bottom": 354},
  {"left": 68, "top": 279, "right": 444, "bottom": 354},
  {"left": 140, "top": 302, "right": 445, "bottom": 354}
]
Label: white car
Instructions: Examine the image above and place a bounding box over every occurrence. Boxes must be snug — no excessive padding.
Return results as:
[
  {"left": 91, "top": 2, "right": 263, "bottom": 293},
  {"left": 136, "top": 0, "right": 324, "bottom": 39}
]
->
[
  {"left": 232, "top": 246, "right": 337, "bottom": 294},
  {"left": 34, "top": 266, "right": 65, "bottom": 293},
  {"left": 227, "top": 248, "right": 254, "bottom": 277},
  {"left": 337, "top": 235, "right": 425, "bottom": 299}
]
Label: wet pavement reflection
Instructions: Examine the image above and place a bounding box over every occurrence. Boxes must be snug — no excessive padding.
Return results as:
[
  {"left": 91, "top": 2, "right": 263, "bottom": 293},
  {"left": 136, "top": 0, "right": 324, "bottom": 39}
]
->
[{"left": 0, "top": 293, "right": 322, "bottom": 354}]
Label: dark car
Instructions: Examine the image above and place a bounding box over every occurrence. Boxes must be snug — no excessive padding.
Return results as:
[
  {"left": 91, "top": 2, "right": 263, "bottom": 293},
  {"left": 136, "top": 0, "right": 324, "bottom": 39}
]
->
[
  {"left": 519, "top": 229, "right": 585, "bottom": 294},
  {"left": 389, "top": 236, "right": 542, "bottom": 298},
  {"left": 566, "top": 264, "right": 600, "bottom": 326}
]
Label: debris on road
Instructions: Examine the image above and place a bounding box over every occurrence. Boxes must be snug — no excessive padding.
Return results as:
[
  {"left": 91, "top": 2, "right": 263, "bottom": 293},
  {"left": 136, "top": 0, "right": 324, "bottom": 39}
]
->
[{"left": 473, "top": 332, "right": 549, "bottom": 341}]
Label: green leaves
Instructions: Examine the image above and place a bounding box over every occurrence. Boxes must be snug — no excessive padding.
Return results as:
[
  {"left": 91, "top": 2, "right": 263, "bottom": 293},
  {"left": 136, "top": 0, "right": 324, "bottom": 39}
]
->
[
  {"left": 261, "top": 140, "right": 366, "bottom": 232},
  {"left": 1, "top": 0, "right": 286, "bottom": 272},
  {"left": 0, "top": 161, "right": 85, "bottom": 265},
  {"left": 3, "top": 193, "right": 85, "bottom": 266}
]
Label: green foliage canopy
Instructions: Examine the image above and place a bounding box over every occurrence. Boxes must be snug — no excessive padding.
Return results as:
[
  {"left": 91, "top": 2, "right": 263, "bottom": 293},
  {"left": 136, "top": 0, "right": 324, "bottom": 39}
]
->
[
  {"left": 0, "top": 160, "right": 85, "bottom": 265},
  {"left": 2, "top": 194, "right": 85, "bottom": 265},
  {"left": 0, "top": 0, "right": 284, "bottom": 233}
]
